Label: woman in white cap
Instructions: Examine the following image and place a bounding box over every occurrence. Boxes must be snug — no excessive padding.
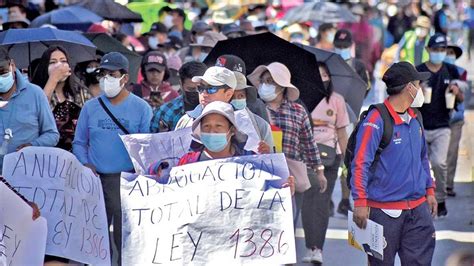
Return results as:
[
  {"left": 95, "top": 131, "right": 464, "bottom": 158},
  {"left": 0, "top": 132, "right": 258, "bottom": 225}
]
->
[
  {"left": 177, "top": 101, "right": 295, "bottom": 193},
  {"left": 248, "top": 62, "right": 327, "bottom": 263},
  {"left": 177, "top": 101, "right": 254, "bottom": 164}
]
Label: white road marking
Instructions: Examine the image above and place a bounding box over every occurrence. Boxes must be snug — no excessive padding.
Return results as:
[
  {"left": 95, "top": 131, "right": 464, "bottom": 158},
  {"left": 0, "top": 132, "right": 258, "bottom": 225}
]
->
[{"left": 295, "top": 229, "right": 474, "bottom": 243}]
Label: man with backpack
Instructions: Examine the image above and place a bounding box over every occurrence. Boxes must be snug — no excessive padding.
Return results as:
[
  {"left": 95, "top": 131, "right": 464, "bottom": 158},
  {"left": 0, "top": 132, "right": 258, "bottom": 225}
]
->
[{"left": 350, "top": 62, "right": 437, "bottom": 266}]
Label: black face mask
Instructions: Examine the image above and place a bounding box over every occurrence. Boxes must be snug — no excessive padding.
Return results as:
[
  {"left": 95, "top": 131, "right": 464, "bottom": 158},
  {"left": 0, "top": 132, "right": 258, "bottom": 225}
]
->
[
  {"left": 323, "top": 80, "right": 331, "bottom": 90},
  {"left": 183, "top": 90, "right": 199, "bottom": 110},
  {"left": 84, "top": 72, "right": 99, "bottom": 86}
]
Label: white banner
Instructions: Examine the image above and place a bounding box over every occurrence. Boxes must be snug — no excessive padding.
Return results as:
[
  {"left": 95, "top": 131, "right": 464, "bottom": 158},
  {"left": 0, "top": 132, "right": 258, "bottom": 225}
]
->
[
  {"left": 2, "top": 147, "right": 110, "bottom": 265},
  {"left": 0, "top": 181, "right": 47, "bottom": 266},
  {"left": 121, "top": 153, "right": 296, "bottom": 265},
  {"left": 121, "top": 127, "right": 193, "bottom": 175}
]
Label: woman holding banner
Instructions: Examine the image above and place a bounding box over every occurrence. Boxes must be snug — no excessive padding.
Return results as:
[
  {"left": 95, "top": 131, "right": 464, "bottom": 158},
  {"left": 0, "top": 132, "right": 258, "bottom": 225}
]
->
[
  {"left": 174, "top": 101, "right": 294, "bottom": 194},
  {"left": 177, "top": 101, "right": 254, "bottom": 164}
]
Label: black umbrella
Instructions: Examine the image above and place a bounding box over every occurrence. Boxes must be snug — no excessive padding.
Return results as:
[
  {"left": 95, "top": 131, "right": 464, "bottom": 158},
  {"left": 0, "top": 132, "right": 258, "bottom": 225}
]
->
[
  {"left": 295, "top": 44, "right": 367, "bottom": 116},
  {"left": 204, "top": 32, "right": 325, "bottom": 112},
  {"left": 84, "top": 33, "right": 142, "bottom": 83},
  {"left": 76, "top": 0, "right": 143, "bottom": 23},
  {"left": 283, "top": 2, "right": 357, "bottom": 24}
]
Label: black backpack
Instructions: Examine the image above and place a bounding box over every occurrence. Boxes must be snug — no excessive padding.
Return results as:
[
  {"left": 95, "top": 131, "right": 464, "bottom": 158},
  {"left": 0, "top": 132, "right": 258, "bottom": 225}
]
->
[{"left": 344, "top": 103, "right": 423, "bottom": 188}]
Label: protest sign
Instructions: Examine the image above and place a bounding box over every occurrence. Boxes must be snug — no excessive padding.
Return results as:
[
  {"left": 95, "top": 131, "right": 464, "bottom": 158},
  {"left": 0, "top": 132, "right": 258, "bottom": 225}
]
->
[
  {"left": 0, "top": 181, "right": 48, "bottom": 266},
  {"left": 121, "top": 153, "right": 296, "bottom": 265},
  {"left": 2, "top": 147, "right": 110, "bottom": 265},
  {"left": 348, "top": 211, "right": 384, "bottom": 261},
  {"left": 121, "top": 127, "right": 193, "bottom": 174}
]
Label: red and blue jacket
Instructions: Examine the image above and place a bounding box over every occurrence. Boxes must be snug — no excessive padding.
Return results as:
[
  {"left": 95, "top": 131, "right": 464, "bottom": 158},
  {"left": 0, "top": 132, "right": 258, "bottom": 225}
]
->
[{"left": 351, "top": 100, "right": 435, "bottom": 209}]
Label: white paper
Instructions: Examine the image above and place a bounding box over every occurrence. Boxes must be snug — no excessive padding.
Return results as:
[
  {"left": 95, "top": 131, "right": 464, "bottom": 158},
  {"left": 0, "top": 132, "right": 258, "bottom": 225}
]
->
[
  {"left": 2, "top": 147, "right": 110, "bottom": 265},
  {"left": 234, "top": 109, "right": 261, "bottom": 152},
  {"left": 0, "top": 181, "right": 48, "bottom": 266},
  {"left": 121, "top": 127, "right": 193, "bottom": 175},
  {"left": 121, "top": 153, "right": 296, "bottom": 265},
  {"left": 348, "top": 211, "right": 384, "bottom": 261}
]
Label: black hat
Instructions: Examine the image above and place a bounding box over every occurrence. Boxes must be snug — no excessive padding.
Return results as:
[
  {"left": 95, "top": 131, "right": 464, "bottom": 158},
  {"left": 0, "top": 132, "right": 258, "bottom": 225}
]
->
[
  {"left": 334, "top": 29, "right": 353, "bottom": 48},
  {"left": 161, "top": 35, "right": 183, "bottom": 50},
  {"left": 221, "top": 23, "right": 245, "bottom": 36},
  {"left": 100, "top": 52, "right": 129, "bottom": 72},
  {"left": 142, "top": 51, "right": 167, "bottom": 72},
  {"left": 447, "top": 44, "right": 463, "bottom": 59},
  {"left": 383, "top": 62, "right": 431, "bottom": 94},
  {"left": 148, "top": 22, "right": 168, "bottom": 34},
  {"left": 215, "top": 55, "right": 246, "bottom": 74},
  {"left": 427, "top": 33, "right": 447, "bottom": 48},
  {"left": 191, "top": 20, "right": 211, "bottom": 35}
]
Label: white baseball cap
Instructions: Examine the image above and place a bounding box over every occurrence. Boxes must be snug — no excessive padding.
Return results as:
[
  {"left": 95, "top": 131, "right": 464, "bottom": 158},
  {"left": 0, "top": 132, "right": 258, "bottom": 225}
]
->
[{"left": 192, "top": 66, "right": 237, "bottom": 89}]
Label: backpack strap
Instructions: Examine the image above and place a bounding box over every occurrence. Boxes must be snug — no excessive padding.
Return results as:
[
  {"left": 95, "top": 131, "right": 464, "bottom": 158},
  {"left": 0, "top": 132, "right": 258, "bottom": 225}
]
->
[
  {"left": 411, "top": 108, "right": 424, "bottom": 130},
  {"left": 370, "top": 104, "right": 394, "bottom": 167}
]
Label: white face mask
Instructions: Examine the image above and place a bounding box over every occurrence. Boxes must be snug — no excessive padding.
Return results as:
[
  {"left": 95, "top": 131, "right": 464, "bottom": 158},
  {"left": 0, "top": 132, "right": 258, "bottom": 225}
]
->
[
  {"left": 163, "top": 15, "right": 174, "bottom": 29},
  {"left": 100, "top": 75, "right": 124, "bottom": 98},
  {"left": 86, "top": 67, "right": 97, "bottom": 74},
  {"left": 258, "top": 83, "right": 279, "bottom": 102},
  {"left": 409, "top": 83, "right": 424, "bottom": 108}
]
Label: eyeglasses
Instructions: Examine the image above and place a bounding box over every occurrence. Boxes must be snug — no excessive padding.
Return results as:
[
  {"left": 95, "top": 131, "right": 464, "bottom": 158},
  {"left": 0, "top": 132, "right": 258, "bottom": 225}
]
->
[{"left": 197, "top": 85, "right": 227, "bottom": 94}]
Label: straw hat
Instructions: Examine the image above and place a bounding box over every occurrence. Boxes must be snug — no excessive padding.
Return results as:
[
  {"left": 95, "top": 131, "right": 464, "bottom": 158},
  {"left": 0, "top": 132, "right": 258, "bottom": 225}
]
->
[{"left": 247, "top": 62, "right": 299, "bottom": 101}]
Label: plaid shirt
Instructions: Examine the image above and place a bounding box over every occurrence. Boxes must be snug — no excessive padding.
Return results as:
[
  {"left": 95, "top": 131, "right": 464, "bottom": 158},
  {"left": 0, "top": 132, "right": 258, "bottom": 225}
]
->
[
  {"left": 150, "top": 95, "right": 185, "bottom": 133},
  {"left": 267, "top": 100, "right": 322, "bottom": 169}
]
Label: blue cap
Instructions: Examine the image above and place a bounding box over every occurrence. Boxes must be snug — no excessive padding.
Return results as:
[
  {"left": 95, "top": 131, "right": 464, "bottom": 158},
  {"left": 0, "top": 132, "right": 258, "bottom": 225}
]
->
[
  {"left": 428, "top": 33, "right": 447, "bottom": 49},
  {"left": 99, "top": 52, "right": 129, "bottom": 72}
]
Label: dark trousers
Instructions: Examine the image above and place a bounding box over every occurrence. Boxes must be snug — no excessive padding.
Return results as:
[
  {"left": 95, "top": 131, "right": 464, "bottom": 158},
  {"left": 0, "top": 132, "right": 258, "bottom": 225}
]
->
[
  {"left": 301, "top": 156, "right": 341, "bottom": 249},
  {"left": 368, "top": 202, "right": 436, "bottom": 266},
  {"left": 99, "top": 173, "right": 122, "bottom": 265}
]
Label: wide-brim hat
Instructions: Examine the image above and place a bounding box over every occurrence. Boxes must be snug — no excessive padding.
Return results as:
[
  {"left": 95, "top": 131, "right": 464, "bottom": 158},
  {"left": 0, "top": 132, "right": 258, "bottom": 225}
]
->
[
  {"left": 447, "top": 44, "right": 463, "bottom": 59},
  {"left": 191, "top": 101, "right": 248, "bottom": 144},
  {"left": 247, "top": 62, "right": 300, "bottom": 101}
]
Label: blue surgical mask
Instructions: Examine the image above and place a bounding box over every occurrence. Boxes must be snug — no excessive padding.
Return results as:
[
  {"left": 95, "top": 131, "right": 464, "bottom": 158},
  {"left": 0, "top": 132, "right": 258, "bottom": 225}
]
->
[
  {"left": 258, "top": 83, "right": 278, "bottom": 102},
  {"left": 444, "top": 55, "right": 456, "bottom": 65},
  {"left": 198, "top": 52, "right": 208, "bottom": 62},
  {"left": 334, "top": 48, "right": 351, "bottom": 60},
  {"left": 325, "top": 32, "right": 335, "bottom": 43},
  {"left": 201, "top": 132, "right": 229, "bottom": 152},
  {"left": 231, "top": 98, "right": 247, "bottom": 110},
  {"left": 0, "top": 67, "right": 15, "bottom": 93},
  {"left": 429, "top": 52, "right": 446, "bottom": 65},
  {"left": 148, "top": 36, "right": 159, "bottom": 50}
]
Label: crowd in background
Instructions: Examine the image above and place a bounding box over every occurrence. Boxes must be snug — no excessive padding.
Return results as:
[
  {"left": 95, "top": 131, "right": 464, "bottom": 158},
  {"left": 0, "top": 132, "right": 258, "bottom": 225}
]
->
[{"left": 0, "top": 0, "right": 472, "bottom": 265}]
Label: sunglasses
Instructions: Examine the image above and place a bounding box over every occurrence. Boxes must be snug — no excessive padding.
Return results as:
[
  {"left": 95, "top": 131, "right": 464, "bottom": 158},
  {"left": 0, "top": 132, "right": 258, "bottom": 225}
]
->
[{"left": 197, "top": 85, "right": 228, "bottom": 94}]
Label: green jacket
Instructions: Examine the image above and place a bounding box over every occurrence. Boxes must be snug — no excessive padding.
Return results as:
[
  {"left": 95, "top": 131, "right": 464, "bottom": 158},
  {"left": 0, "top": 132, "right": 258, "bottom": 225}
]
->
[{"left": 399, "top": 31, "right": 430, "bottom": 65}]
